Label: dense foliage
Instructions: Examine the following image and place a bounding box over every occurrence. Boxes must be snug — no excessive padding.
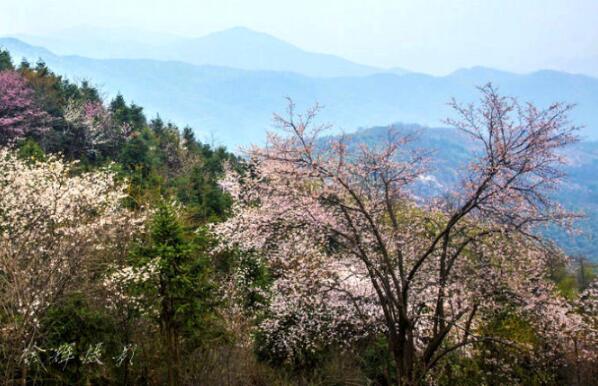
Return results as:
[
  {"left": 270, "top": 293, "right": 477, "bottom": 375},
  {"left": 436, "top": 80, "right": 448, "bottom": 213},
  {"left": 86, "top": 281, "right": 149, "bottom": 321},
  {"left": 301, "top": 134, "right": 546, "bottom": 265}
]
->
[{"left": 0, "top": 49, "right": 596, "bottom": 385}]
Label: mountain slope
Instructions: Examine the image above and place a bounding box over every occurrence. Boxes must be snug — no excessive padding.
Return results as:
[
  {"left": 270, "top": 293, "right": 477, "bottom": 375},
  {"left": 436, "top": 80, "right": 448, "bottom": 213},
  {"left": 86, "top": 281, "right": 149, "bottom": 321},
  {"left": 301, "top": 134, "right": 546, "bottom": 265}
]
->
[
  {"left": 2, "top": 38, "right": 598, "bottom": 147},
  {"left": 12, "top": 26, "right": 398, "bottom": 78}
]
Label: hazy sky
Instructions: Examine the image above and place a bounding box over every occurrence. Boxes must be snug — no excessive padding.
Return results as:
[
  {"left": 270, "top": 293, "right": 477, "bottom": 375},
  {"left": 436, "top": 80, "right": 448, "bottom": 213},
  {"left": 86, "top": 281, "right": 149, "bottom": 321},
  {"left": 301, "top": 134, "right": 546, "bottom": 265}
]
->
[{"left": 1, "top": 0, "right": 597, "bottom": 75}]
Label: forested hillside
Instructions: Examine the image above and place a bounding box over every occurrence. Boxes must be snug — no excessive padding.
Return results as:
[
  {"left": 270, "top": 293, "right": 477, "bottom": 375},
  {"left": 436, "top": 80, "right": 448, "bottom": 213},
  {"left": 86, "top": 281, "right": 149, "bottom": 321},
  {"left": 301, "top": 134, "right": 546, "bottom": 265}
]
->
[{"left": 0, "top": 49, "right": 597, "bottom": 385}]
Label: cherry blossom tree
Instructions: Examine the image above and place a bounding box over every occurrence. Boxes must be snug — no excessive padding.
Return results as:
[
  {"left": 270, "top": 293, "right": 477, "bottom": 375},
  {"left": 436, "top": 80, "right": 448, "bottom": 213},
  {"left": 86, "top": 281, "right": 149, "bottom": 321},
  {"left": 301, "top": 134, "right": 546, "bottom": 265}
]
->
[
  {"left": 61, "top": 98, "right": 129, "bottom": 160},
  {"left": 571, "top": 279, "right": 598, "bottom": 382},
  {"left": 215, "top": 86, "right": 596, "bottom": 384},
  {"left": 0, "top": 148, "right": 143, "bottom": 380},
  {"left": 0, "top": 71, "right": 51, "bottom": 145}
]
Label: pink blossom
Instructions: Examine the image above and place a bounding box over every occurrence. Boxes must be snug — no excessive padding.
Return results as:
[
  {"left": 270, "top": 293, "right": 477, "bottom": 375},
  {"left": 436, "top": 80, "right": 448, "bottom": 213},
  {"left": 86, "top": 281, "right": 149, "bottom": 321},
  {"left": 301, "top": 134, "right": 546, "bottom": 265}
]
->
[{"left": 0, "top": 71, "right": 51, "bottom": 144}]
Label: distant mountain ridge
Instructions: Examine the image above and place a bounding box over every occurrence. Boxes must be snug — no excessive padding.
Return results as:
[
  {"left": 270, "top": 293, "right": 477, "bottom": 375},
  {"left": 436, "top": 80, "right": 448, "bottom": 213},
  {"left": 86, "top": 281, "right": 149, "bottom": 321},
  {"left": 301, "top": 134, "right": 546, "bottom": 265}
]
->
[
  {"left": 1, "top": 37, "right": 598, "bottom": 147},
  {"left": 12, "top": 26, "right": 408, "bottom": 78}
]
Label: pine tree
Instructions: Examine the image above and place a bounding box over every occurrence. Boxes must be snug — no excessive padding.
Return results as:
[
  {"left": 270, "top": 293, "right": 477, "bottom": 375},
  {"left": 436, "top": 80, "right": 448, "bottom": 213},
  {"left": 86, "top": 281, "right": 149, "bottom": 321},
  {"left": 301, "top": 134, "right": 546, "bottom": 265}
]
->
[
  {"left": 141, "top": 202, "right": 220, "bottom": 385},
  {"left": 0, "top": 49, "right": 13, "bottom": 71},
  {"left": 150, "top": 114, "right": 165, "bottom": 136},
  {"left": 182, "top": 126, "right": 196, "bottom": 150}
]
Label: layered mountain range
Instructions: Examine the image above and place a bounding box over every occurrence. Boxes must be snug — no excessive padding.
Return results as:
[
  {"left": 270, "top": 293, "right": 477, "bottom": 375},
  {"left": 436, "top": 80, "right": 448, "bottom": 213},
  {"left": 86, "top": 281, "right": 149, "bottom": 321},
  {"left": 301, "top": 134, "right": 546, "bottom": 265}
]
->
[
  {"left": 1, "top": 26, "right": 596, "bottom": 259},
  {"left": 2, "top": 27, "right": 598, "bottom": 147}
]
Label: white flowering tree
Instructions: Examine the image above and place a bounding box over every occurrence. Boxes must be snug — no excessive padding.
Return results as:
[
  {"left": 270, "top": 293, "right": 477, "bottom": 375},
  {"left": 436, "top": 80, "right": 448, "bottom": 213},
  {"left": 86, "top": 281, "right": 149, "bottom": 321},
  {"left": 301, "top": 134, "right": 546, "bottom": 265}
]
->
[
  {"left": 61, "top": 98, "right": 129, "bottom": 160},
  {"left": 215, "top": 87, "right": 597, "bottom": 384},
  {"left": 0, "top": 148, "right": 143, "bottom": 379}
]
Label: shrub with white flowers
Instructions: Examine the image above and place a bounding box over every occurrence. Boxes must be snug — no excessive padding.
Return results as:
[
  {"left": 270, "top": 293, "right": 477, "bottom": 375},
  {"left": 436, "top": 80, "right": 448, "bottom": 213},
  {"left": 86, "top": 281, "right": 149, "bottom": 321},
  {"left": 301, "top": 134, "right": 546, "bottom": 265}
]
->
[{"left": 0, "top": 147, "right": 143, "bottom": 374}]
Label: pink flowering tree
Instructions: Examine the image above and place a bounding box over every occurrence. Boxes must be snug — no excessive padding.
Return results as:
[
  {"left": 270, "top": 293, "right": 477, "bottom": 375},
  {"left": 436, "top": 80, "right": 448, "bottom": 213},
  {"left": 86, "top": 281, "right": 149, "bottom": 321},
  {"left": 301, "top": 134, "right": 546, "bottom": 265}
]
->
[
  {"left": 0, "top": 71, "right": 51, "bottom": 145},
  {"left": 215, "top": 86, "right": 596, "bottom": 384}
]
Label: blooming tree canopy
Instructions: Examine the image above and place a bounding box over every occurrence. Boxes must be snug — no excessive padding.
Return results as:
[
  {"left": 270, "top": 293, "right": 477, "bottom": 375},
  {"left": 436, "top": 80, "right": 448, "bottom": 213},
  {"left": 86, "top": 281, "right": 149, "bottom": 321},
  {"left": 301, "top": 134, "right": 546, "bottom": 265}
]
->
[
  {"left": 0, "top": 148, "right": 143, "bottom": 373},
  {"left": 215, "top": 86, "right": 596, "bottom": 384},
  {"left": 0, "top": 71, "right": 51, "bottom": 144},
  {"left": 62, "top": 98, "right": 130, "bottom": 159}
]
